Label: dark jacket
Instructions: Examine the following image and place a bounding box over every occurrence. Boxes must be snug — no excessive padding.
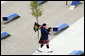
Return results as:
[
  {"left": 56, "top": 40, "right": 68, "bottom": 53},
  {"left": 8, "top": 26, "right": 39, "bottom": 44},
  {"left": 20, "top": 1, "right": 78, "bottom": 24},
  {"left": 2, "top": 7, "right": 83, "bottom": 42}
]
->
[{"left": 40, "top": 27, "right": 49, "bottom": 40}]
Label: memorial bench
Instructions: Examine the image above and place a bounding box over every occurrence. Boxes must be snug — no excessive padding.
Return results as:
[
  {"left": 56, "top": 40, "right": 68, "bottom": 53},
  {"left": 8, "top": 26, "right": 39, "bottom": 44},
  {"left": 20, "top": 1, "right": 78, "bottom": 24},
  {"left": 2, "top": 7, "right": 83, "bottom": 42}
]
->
[
  {"left": 3, "top": 13, "right": 20, "bottom": 24},
  {"left": 71, "top": 1, "right": 80, "bottom": 6},
  {"left": 69, "top": 50, "right": 84, "bottom": 55},
  {"left": 1, "top": 32, "right": 11, "bottom": 39},
  {"left": 53, "top": 23, "right": 69, "bottom": 32},
  {"left": 37, "top": 1, "right": 47, "bottom": 5}
]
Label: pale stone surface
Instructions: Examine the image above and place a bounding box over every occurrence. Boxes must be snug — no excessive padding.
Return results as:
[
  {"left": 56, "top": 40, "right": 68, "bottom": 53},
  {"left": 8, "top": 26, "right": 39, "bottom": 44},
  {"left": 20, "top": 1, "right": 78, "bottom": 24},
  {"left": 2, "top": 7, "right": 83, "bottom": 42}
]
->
[{"left": 1, "top": 1, "right": 84, "bottom": 55}]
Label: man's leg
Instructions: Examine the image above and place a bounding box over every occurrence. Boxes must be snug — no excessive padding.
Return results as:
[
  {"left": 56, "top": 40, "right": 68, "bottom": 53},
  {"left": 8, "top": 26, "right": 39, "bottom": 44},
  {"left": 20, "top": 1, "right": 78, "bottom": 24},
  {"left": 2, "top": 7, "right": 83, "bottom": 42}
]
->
[
  {"left": 46, "top": 44, "right": 53, "bottom": 52},
  {"left": 46, "top": 44, "right": 49, "bottom": 49},
  {"left": 37, "top": 44, "right": 44, "bottom": 52},
  {"left": 41, "top": 44, "right": 44, "bottom": 48}
]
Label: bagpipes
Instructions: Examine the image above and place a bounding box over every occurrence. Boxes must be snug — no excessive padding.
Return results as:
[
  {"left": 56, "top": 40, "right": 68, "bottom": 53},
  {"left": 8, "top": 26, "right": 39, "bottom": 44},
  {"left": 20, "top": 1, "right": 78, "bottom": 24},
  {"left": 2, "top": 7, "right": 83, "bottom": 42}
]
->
[
  {"left": 33, "top": 22, "right": 52, "bottom": 32},
  {"left": 47, "top": 27, "right": 52, "bottom": 32},
  {"left": 33, "top": 22, "right": 41, "bottom": 32}
]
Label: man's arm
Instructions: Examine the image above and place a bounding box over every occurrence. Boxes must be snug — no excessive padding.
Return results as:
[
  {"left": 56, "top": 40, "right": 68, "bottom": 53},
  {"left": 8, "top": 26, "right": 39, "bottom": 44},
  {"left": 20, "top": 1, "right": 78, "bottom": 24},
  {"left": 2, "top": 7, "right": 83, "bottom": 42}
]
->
[{"left": 44, "top": 29, "right": 50, "bottom": 35}]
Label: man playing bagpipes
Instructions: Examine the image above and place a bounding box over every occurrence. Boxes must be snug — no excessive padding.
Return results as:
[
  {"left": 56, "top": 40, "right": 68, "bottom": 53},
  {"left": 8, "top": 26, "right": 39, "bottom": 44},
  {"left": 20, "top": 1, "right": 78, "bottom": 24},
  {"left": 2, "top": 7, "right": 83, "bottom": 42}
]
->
[{"left": 33, "top": 22, "right": 53, "bottom": 52}]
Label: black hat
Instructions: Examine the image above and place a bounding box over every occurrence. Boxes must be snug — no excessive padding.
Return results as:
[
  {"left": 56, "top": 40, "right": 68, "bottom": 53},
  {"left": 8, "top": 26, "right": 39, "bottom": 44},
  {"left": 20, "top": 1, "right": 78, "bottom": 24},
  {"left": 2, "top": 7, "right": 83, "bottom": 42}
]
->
[{"left": 42, "top": 23, "right": 46, "bottom": 26}]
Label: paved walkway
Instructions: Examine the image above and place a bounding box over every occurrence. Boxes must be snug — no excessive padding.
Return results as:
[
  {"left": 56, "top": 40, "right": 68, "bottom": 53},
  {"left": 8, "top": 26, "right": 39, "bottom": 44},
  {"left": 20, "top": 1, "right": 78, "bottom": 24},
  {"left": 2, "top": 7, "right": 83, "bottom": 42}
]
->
[{"left": 1, "top": 1, "right": 84, "bottom": 55}]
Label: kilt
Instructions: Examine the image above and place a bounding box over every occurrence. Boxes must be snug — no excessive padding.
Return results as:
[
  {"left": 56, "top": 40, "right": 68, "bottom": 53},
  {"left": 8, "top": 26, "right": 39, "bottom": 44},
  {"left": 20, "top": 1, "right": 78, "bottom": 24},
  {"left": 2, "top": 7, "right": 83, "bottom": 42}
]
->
[{"left": 39, "top": 39, "right": 49, "bottom": 44}]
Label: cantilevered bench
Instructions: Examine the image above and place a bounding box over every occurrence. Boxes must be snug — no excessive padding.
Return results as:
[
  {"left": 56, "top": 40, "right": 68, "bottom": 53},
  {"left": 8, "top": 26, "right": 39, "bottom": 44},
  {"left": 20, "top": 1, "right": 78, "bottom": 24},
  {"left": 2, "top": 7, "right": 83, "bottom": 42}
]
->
[
  {"left": 71, "top": 1, "right": 80, "bottom": 6},
  {"left": 37, "top": 1, "right": 47, "bottom": 5},
  {"left": 69, "top": 50, "right": 84, "bottom": 55},
  {"left": 53, "top": 23, "right": 69, "bottom": 32},
  {"left": 3, "top": 13, "right": 20, "bottom": 24},
  {"left": 69, "top": 1, "right": 81, "bottom": 10},
  {"left": 1, "top": 32, "right": 11, "bottom": 39}
]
